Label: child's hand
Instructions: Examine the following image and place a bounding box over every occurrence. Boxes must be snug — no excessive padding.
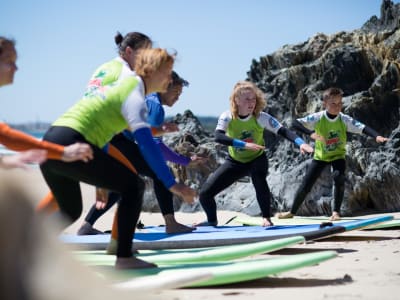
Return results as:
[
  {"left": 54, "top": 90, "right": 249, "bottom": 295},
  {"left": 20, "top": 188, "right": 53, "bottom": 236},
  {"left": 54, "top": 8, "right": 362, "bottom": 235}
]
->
[
  {"left": 244, "top": 142, "right": 265, "bottom": 151},
  {"left": 161, "top": 122, "right": 179, "bottom": 133},
  {"left": 299, "top": 143, "right": 314, "bottom": 154},
  {"left": 376, "top": 136, "right": 389, "bottom": 143},
  {"left": 310, "top": 132, "right": 326, "bottom": 143}
]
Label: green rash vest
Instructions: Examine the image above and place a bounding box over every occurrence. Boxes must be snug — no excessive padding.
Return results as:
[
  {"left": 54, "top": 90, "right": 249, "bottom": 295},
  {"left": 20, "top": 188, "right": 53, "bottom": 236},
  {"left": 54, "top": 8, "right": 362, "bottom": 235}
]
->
[
  {"left": 216, "top": 111, "right": 282, "bottom": 163},
  {"left": 53, "top": 75, "right": 142, "bottom": 148},
  {"left": 297, "top": 111, "right": 365, "bottom": 162},
  {"left": 84, "top": 57, "right": 133, "bottom": 96},
  {"left": 53, "top": 57, "right": 142, "bottom": 148}
]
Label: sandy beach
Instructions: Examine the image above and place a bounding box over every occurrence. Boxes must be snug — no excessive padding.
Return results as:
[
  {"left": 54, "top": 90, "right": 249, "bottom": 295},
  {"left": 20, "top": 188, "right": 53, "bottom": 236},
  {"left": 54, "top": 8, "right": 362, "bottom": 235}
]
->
[{"left": 4, "top": 168, "right": 400, "bottom": 300}]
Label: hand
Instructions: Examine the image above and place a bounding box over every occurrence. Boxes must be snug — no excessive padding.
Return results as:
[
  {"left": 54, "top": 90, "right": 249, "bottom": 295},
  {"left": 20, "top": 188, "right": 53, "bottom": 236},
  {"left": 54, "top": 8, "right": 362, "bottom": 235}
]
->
[
  {"left": 244, "top": 142, "right": 265, "bottom": 151},
  {"left": 299, "top": 143, "right": 314, "bottom": 154},
  {"left": 161, "top": 122, "right": 179, "bottom": 133},
  {"left": 62, "top": 143, "right": 93, "bottom": 162},
  {"left": 188, "top": 154, "right": 208, "bottom": 167},
  {"left": 169, "top": 183, "right": 197, "bottom": 204},
  {"left": 0, "top": 149, "right": 47, "bottom": 170},
  {"left": 310, "top": 133, "right": 326, "bottom": 143},
  {"left": 95, "top": 187, "right": 109, "bottom": 210},
  {"left": 376, "top": 136, "right": 389, "bottom": 143}
]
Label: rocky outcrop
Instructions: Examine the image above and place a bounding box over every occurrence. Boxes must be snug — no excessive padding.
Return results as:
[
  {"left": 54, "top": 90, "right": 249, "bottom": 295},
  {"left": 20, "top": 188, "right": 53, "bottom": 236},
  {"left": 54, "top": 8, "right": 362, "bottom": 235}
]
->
[
  {"left": 247, "top": 0, "right": 400, "bottom": 216},
  {"left": 143, "top": 0, "right": 400, "bottom": 218}
]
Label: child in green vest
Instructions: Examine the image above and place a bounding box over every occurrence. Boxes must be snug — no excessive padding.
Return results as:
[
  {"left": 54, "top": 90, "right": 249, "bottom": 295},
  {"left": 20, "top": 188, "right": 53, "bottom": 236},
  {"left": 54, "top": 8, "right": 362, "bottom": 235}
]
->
[
  {"left": 197, "top": 81, "right": 314, "bottom": 227},
  {"left": 277, "top": 87, "right": 389, "bottom": 221}
]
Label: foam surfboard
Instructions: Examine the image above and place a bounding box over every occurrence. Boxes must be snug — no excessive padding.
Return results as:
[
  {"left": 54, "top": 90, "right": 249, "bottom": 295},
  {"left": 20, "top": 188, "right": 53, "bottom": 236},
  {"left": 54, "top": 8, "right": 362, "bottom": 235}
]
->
[
  {"left": 82, "top": 250, "right": 338, "bottom": 287},
  {"left": 74, "top": 236, "right": 305, "bottom": 265},
  {"left": 61, "top": 223, "right": 345, "bottom": 250},
  {"left": 110, "top": 271, "right": 212, "bottom": 291},
  {"left": 231, "top": 215, "right": 396, "bottom": 230},
  {"left": 61, "top": 216, "right": 391, "bottom": 250}
]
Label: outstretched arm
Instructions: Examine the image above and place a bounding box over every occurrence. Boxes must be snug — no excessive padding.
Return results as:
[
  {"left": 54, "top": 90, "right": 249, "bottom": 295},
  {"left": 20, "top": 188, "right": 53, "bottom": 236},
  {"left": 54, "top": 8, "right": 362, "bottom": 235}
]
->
[
  {"left": 292, "top": 119, "right": 325, "bottom": 143},
  {"left": 215, "top": 130, "right": 265, "bottom": 151},
  {"left": 0, "top": 123, "right": 93, "bottom": 162},
  {"left": 362, "top": 126, "right": 389, "bottom": 143},
  {"left": 0, "top": 149, "right": 47, "bottom": 170},
  {"left": 156, "top": 139, "right": 191, "bottom": 166},
  {"left": 277, "top": 127, "right": 314, "bottom": 154}
]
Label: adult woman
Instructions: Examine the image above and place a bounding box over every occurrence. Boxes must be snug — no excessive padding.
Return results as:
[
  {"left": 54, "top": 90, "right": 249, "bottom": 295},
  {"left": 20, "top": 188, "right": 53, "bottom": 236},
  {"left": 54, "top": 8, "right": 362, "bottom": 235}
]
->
[
  {"left": 78, "top": 71, "right": 202, "bottom": 238},
  {"left": 40, "top": 48, "right": 196, "bottom": 269},
  {"left": 37, "top": 32, "right": 196, "bottom": 235},
  {"left": 0, "top": 37, "right": 92, "bottom": 169}
]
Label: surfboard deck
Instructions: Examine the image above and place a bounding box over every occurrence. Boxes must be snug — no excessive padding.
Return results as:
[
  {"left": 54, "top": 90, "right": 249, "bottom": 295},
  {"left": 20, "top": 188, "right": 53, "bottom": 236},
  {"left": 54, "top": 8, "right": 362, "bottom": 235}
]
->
[
  {"left": 62, "top": 216, "right": 390, "bottom": 250},
  {"left": 74, "top": 236, "right": 305, "bottom": 265},
  {"left": 60, "top": 222, "right": 346, "bottom": 250},
  {"left": 232, "top": 215, "right": 396, "bottom": 230},
  {"left": 84, "top": 250, "right": 338, "bottom": 287}
]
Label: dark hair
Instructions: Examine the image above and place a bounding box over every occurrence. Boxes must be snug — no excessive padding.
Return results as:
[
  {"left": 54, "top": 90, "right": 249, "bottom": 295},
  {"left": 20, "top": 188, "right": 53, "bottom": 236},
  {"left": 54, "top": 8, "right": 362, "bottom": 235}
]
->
[
  {"left": 322, "top": 87, "right": 343, "bottom": 101},
  {"left": 170, "top": 71, "right": 189, "bottom": 87},
  {"left": 0, "top": 37, "right": 15, "bottom": 56},
  {"left": 114, "top": 31, "right": 152, "bottom": 53}
]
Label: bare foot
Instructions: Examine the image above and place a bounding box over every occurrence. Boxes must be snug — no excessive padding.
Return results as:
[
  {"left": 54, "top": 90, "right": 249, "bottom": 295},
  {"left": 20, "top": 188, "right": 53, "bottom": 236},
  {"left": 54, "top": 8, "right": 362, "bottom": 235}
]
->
[
  {"left": 275, "top": 211, "right": 294, "bottom": 219},
  {"left": 77, "top": 222, "right": 103, "bottom": 235},
  {"left": 115, "top": 257, "right": 157, "bottom": 270},
  {"left": 330, "top": 212, "right": 341, "bottom": 221},
  {"left": 193, "top": 220, "right": 218, "bottom": 227},
  {"left": 262, "top": 217, "right": 274, "bottom": 226},
  {"left": 166, "top": 222, "right": 195, "bottom": 234},
  {"left": 164, "top": 214, "right": 196, "bottom": 234}
]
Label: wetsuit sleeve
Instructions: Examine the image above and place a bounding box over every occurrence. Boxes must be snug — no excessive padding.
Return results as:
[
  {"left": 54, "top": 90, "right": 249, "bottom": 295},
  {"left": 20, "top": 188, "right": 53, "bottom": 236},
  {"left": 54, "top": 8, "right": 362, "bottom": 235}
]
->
[
  {"left": 156, "top": 139, "right": 191, "bottom": 166},
  {"left": 296, "top": 111, "right": 322, "bottom": 131},
  {"left": 257, "top": 112, "right": 282, "bottom": 134},
  {"left": 362, "top": 126, "right": 379, "bottom": 139},
  {"left": 292, "top": 119, "right": 315, "bottom": 135},
  {"left": 214, "top": 111, "right": 246, "bottom": 147},
  {"left": 340, "top": 113, "right": 365, "bottom": 134},
  {"left": 277, "top": 127, "right": 305, "bottom": 147},
  {"left": 132, "top": 127, "right": 176, "bottom": 189},
  {"left": 0, "top": 123, "right": 64, "bottom": 159},
  {"left": 215, "top": 129, "right": 235, "bottom": 146}
]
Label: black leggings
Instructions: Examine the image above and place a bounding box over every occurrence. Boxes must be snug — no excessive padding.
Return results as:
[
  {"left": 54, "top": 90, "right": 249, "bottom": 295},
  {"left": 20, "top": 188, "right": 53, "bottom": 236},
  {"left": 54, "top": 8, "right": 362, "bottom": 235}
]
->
[
  {"left": 85, "top": 133, "right": 174, "bottom": 226},
  {"left": 40, "top": 126, "right": 144, "bottom": 258},
  {"left": 290, "top": 159, "right": 346, "bottom": 214},
  {"left": 199, "top": 154, "right": 271, "bottom": 223}
]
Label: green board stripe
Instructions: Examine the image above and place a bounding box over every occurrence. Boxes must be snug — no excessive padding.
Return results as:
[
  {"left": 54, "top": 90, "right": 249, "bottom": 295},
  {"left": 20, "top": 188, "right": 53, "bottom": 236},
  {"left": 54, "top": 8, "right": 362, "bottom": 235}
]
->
[
  {"left": 74, "top": 236, "right": 305, "bottom": 265},
  {"left": 233, "top": 215, "right": 398, "bottom": 230},
  {"left": 83, "top": 250, "right": 337, "bottom": 287}
]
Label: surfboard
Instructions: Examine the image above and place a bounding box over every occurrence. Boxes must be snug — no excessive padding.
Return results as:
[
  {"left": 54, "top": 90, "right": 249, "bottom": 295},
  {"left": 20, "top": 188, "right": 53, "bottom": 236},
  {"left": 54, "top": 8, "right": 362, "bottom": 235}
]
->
[
  {"left": 232, "top": 215, "right": 397, "bottom": 230},
  {"left": 61, "top": 216, "right": 391, "bottom": 250},
  {"left": 74, "top": 236, "right": 305, "bottom": 265},
  {"left": 60, "top": 222, "right": 344, "bottom": 250},
  {"left": 110, "top": 271, "right": 212, "bottom": 291},
  {"left": 83, "top": 250, "right": 338, "bottom": 287}
]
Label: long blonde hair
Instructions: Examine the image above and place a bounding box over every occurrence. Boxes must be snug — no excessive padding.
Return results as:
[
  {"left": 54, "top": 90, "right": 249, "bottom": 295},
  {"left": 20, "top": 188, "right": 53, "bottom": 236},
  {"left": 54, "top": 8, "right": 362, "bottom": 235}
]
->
[
  {"left": 230, "top": 81, "right": 266, "bottom": 118},
  {"left": 134, "top": 48, "right": 174, "bottom": 78}
]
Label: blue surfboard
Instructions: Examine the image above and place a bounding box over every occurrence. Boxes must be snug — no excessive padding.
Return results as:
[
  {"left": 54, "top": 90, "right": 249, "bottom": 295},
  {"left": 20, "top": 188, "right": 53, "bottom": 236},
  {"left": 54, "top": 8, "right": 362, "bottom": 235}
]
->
[{"left": 60, "top": 216, "right": 392, "bottom": 250}]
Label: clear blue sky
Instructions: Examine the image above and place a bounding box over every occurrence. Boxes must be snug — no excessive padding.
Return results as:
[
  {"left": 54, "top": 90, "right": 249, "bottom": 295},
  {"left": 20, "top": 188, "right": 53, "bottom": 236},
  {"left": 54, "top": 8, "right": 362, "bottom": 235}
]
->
[{"left": 1, "top": 0, "right": 396, "bottom": 123}]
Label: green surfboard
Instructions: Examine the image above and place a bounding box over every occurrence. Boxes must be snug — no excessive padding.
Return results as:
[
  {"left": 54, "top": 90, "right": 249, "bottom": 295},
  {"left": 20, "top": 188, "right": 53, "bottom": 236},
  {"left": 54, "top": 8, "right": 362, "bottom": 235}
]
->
[
  {"left": 231, "top": 215, "right": 398, "bottom": 230},
  {"left": 81, "top": 250, "right": 337, "bottom": 287},
  {"left": 74, "top": 236, "right": 305, "bottom": 265}
]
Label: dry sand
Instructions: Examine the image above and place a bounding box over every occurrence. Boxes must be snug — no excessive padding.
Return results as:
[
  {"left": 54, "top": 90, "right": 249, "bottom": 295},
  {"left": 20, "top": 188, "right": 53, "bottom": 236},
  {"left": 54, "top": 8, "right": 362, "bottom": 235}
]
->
[{"left": 4, "top": 168, "right": 400, "bottom": 300}]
